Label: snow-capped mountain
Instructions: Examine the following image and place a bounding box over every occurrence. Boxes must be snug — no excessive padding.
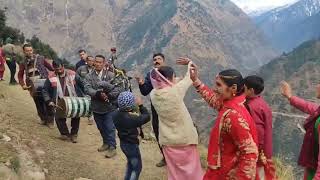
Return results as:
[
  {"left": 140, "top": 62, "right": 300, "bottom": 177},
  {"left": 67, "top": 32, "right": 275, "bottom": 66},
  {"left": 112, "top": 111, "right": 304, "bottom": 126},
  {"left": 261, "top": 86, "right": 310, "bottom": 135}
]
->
[
  {"left": 254, "top": 0, "right": 320, "bottom": 51},
  {"left": 231, "top": 0, "right": 299, "bottom": 16}
]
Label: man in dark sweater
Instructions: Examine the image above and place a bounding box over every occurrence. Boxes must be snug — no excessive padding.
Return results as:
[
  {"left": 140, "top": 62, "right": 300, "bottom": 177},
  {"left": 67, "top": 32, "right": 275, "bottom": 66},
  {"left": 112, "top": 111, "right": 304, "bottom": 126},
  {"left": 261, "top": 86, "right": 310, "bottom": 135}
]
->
[
  {"left": 135, "top": 53, "right": 166, "bottom": 167},
  {"left": 112, "top": 91, "right": 150, "bottom": 180}
]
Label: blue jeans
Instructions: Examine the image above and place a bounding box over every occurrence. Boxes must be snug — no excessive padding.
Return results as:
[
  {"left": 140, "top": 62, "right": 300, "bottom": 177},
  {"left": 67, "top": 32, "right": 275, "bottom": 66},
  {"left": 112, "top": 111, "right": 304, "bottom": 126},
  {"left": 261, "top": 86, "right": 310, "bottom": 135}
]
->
[
  {"left": 93, "top": 112, "right": 116, "bottom": 148},
  {"left": 120, "top": 142, "right": 142, "bottom": 180}
]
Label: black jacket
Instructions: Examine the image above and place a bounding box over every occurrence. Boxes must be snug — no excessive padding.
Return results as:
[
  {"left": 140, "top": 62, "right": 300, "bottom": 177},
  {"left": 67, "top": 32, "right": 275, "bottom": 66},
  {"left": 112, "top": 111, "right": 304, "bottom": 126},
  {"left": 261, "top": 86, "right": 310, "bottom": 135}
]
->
[
  {"left": 138, "top": 71, "right": 159, "bottom": 125},
  {"left": 112, "top": 105, "right": 150, "bottom": 144}
]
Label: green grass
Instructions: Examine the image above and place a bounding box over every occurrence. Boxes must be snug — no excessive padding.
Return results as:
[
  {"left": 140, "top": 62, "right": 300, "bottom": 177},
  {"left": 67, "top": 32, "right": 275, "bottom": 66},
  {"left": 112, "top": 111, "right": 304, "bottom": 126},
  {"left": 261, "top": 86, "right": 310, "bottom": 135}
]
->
[{"left": 273, "top": 156, "right": 295, "bottom": 180}]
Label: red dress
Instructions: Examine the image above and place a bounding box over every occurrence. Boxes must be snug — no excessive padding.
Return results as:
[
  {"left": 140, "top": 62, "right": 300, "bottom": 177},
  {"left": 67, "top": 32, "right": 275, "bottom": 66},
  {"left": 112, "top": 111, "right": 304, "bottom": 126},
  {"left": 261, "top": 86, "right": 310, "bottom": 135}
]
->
[{"left": 194, "top": 82, "right": 259, "bottom": 180}]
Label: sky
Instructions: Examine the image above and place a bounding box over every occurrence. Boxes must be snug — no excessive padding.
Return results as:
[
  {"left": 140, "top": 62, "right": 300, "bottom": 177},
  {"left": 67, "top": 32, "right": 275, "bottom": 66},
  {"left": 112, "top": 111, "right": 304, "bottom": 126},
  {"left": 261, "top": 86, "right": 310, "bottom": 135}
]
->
[{"left": 231, "top": 0, "right": 299, "bottom": 13}]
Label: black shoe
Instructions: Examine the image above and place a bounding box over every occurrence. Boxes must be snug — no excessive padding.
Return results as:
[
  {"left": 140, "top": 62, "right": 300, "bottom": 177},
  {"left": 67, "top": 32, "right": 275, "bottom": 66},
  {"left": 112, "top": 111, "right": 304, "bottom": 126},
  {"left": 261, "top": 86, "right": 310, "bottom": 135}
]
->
[
  {"left": 70, "top": 135, "right": 78, "bottom": 143},
  {"left": 98, "top": 144, "right": 109, "bottom": 152},
  {"left": 105, "top": 147, "right": 116, "bottom": 158}
]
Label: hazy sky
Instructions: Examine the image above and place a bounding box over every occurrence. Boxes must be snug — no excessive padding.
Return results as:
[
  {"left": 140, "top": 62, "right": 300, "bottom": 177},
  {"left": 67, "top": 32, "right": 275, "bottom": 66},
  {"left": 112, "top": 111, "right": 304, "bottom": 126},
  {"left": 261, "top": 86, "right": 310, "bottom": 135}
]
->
[{"left": 231, "top": 0, "right": 299, "bottom": 13}]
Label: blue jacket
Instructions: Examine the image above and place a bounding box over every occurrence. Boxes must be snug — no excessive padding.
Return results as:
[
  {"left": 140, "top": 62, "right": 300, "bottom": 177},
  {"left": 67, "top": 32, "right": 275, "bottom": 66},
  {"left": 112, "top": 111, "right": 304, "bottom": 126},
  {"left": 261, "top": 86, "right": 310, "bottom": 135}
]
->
[{"left": 75, "top": 59, "right": 86, "bottom": 70}]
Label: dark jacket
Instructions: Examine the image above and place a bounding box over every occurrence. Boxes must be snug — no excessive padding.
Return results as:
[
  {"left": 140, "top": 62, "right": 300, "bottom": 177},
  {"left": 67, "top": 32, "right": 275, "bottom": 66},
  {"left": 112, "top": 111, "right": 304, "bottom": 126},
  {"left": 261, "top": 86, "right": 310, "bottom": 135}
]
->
[
  {"left": 138, "top": 71, "right": 159, "bottom": 124},
  {"left": 42, "top": 69, "right": 77, "bottom": 103},
  {"left": 112, "top": 105, "right": 150, "bottom": 144},
  {"left": 75, "top": 65, "right": 93, "bottom": 97},
  {"left": 84, "top": 69, "right": 121, "bottom": 114},
  {"left": 75, "top": 59, "right": 86, "bottom": 70}
]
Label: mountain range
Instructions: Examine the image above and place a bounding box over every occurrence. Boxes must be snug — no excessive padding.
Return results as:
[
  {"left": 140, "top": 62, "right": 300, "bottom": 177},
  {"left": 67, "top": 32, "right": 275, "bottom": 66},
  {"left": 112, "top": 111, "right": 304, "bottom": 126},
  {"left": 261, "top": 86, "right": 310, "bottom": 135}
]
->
[
  {"left": 254, "top": 0, "right": 320, "bottom": 52},
  {"left": 0, "top": 0, "right": 276, "bottom": 73}
]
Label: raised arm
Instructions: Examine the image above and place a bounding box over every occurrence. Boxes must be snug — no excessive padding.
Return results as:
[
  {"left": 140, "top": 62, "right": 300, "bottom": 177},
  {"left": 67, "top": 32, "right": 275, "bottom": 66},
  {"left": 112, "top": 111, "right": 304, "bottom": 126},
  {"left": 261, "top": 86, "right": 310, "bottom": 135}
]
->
[
  {"left": 138, "top": 72, "right": 153, "bottom": 96},
  {"left": 280, "top": 81, "right": 318, "bottom": 115},
  {"left": 289, "top": 96, "right": 319, "bottom": 115},
  {"left": 177, "top": 58, "right": 221, "bottom": 109},
  {"left": 175, "top": 62, "right": 192, "bottom": 96}
]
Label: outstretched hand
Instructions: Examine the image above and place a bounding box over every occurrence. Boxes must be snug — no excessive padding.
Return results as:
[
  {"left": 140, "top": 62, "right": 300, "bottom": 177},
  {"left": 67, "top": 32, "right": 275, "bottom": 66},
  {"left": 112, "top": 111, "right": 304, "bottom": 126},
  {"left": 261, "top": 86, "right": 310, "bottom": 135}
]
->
[
  {"left": 176, "top": 57, "right": 192, "bottom": 65},
  {"left": 134, "top": 72, "right": 144, "bottom": 85},
  {"left": 280, "top": 81, "right": 293, "bottom": 99},
  {"left": 190, "top": 63, "right": 199, "bottom": 82}
]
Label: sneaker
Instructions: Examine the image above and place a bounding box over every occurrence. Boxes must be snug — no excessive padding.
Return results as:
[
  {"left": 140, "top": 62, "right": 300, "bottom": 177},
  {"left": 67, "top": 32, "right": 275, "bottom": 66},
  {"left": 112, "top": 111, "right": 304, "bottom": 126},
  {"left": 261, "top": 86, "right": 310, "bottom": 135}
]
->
[
  {"left": 156, "top": 159, "right": 166, "bottom": 167},
  {"left": 97, "top": 144, "right": 109, "bottom": 152},
  {"left": 70, "top": 135, "right": 78, "bottom": 143},
  {"left": 59, "top": 135, "right": 70, "bottom": 141},
  {"left": 105, "top": 147, "right": 116, "bottom": 158}
]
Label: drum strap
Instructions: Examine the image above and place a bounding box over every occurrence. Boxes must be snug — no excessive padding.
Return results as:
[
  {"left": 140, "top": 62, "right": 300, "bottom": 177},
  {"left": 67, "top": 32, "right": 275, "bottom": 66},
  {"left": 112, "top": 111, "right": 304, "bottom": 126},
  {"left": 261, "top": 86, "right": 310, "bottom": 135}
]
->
[
  {"left": 25, "top": 55, "right": 39, "bottom": 80},
  {"left": 56, "top": 76, "right": 66, "bottom": 98},
  {"left": 66, "top": 71, "right": 77, "bottom": 97}
]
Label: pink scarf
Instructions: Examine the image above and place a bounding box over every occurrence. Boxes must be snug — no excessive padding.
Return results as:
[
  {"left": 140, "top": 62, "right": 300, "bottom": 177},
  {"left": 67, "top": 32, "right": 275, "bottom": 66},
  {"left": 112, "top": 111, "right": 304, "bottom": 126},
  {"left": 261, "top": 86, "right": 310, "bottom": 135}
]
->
[{"left": 150, "top": 68, "right": 173, "bottom": 90}]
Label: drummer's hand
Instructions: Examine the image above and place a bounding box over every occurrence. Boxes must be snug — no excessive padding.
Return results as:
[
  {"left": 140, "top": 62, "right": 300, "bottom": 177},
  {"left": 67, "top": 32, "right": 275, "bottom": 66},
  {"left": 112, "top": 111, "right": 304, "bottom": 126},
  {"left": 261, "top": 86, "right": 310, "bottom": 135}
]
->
[
  {"left": 22, "top": 85, "right": 31, "bottom": 90},
  {"left": 48, "top": 102, "right": 55, "bottom": 107}
]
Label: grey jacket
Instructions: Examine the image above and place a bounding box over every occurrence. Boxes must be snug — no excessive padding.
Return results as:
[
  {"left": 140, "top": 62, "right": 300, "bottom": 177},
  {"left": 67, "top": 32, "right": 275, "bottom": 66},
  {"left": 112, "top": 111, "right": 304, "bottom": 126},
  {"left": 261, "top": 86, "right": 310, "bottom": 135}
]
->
[
  {"left": 84, "top": 69, "right": 121, "bottom": 114},
  {"left": 76, "top": 65, "right": 93, "bottom": 97}
]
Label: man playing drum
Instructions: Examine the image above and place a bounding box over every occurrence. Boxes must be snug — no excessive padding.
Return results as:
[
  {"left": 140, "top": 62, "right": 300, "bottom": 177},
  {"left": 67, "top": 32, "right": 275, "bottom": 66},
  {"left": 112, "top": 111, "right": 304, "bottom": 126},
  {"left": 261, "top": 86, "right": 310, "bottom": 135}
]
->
[
  {"left": 42, "top": 60, "right": 80, "bottom": 143},
  {"left": 84, "top": 55, "right": 122, "bottom": 158},
  {"left": 18, "top": 44, "right": 54, "bottom": 127}
]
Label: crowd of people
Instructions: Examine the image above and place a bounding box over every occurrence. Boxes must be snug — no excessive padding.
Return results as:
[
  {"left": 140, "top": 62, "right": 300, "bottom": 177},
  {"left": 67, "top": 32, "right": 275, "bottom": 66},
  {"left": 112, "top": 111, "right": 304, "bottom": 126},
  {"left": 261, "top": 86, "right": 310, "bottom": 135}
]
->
[{"left": 1, "top": 40, "right": 320, "bottom": 180}]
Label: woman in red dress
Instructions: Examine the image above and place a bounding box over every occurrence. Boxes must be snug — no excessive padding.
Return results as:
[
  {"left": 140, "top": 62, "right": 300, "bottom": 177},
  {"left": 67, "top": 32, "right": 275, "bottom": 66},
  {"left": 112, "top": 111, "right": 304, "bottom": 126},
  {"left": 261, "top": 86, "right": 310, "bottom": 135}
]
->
[{"left": 186, "top": 61, "right": 259, "bottom": 180}]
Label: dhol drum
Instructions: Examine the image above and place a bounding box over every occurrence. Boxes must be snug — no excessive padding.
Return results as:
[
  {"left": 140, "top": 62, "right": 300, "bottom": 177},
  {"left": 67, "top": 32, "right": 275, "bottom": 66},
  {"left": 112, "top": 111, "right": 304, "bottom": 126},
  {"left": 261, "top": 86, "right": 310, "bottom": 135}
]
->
[
  {"left": 56, "top": 97, "right": 91, "bottom": 118},
  {"left": 28, "top": 78, "right": 46, "bottom": 97}
]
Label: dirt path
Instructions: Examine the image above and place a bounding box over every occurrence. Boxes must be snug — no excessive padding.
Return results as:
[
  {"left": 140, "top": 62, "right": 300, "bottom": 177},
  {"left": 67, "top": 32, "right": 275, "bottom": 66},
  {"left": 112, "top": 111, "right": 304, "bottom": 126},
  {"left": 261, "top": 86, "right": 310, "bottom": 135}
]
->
[{"left": 0, "top": 74, "right": 167, "bottom": 180}]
